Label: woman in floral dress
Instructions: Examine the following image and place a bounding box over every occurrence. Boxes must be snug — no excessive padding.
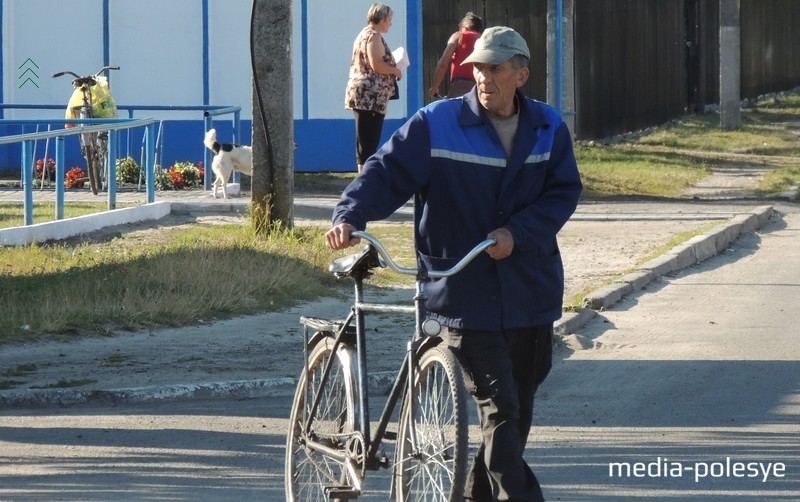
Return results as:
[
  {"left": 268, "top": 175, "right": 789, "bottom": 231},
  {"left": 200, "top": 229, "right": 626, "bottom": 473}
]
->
[{"left": 344, "top": 3, "right": 402, "bottom": 173}]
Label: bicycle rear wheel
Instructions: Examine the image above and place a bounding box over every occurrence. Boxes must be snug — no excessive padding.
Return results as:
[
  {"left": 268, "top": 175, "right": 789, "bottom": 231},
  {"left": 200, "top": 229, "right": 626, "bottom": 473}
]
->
[
  {"left": 95, "top": 131, "right": 109, "bottom": 191},
  {"left": 394, "top": 345, "right": 469, "bottom": 501},
  {"left": 80, "top": 131, "right": 100, "bottom": 195},
  {"left": 285, "top": 334, "right": 359, "bottom": 501}
]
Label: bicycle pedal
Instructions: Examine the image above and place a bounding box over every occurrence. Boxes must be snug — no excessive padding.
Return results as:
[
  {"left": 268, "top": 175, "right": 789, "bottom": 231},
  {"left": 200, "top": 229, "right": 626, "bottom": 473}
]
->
[
  {"left": 383, "top": 430, "right": 397, "bottom": 440},
  {"left": 324, "top": 485, "right": 361, "bottom": 499},
  {"left": 378, "top": 454, "right": 390, "bottom": 469}
]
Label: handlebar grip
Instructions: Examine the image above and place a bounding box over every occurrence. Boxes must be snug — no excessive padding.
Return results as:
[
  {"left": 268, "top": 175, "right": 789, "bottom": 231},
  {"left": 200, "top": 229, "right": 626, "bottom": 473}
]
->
[
  {"left": 94, "top": 66, "right": 120, "bottom": 77},
  {"left": 52, "top": 71, "right": 81, "bottom": 79}
]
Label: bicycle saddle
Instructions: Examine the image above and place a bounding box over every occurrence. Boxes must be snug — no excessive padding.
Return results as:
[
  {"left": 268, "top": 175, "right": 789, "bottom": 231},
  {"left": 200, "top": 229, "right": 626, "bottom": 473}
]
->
[
  {"left": 72, "top": 76, "right": 97, "bottom": 88},
  {"left": 329, "top": 245, "right": 384, "bottom": 278}
]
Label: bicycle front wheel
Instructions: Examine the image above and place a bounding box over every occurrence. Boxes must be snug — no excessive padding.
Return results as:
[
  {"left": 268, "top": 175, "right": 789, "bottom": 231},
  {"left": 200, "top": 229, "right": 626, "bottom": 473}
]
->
[
  {"left": 285, "top": 335, "right": 359, "bottom": 501},
  {"left": 394, "top": 345, "right": 469, "bottom": 501}
]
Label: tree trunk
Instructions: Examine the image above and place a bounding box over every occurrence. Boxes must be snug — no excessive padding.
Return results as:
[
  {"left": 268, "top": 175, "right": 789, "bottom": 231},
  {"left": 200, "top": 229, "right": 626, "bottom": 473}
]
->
[{"left": 251, "top": 0, "right": 294, "bottom": 234}]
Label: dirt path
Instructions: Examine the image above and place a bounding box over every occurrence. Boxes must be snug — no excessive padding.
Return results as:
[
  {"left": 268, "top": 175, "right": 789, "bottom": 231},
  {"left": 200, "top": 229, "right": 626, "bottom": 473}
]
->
[{"left": 0, "top": 213, "right": 722, "bottom": 395}]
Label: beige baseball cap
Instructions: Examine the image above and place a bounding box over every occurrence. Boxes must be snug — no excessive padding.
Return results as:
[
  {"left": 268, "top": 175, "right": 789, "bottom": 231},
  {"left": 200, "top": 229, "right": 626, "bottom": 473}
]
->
[{"left": 462, "top": 26, "right": 530, "bottom": 65}]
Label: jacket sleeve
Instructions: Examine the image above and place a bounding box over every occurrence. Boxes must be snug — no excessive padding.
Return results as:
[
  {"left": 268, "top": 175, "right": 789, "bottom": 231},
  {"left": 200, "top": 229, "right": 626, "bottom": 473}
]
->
[
  {"left": 504, "top": 121, "right": 582, "bottom": 250},
  {"left": 332, "top": 112, "right": 432, "bottom": 230}
]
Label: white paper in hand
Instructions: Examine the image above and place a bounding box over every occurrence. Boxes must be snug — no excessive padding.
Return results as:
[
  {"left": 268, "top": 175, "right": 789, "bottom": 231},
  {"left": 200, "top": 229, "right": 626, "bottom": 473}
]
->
[{"left": 392, "top": 47, "right": 410, "bottom": 71}]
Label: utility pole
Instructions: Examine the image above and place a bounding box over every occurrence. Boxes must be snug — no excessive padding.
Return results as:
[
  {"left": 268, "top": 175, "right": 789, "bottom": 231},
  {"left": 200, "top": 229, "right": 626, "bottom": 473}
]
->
[
  {"left": 251, "top": 0, "right": 294, "bottom": 233},
  {"left": 719, "top": 0, "right": 740, "bottom": 130},
  {"left": 547, "top": 0, "right": 575, "bottom": 134}
]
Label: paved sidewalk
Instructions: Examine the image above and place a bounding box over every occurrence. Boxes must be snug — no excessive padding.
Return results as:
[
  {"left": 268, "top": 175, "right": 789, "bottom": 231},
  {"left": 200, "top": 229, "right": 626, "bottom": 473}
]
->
[{"left": 537, "top": 206, "right": 800, "bottom": 500}]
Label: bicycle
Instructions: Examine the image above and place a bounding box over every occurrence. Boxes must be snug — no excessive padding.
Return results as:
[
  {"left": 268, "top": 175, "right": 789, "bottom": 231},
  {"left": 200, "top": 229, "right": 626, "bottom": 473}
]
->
[
  {"left": 285, "top": 230, "right": 496, "bottom": 501},
  {"left": 53, "top": 65, "right": 120, "bottom": 195}
]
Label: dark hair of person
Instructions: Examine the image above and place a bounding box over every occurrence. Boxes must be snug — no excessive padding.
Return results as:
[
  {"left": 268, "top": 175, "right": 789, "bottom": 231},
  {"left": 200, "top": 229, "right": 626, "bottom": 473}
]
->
[
  {"left": 510, "top": 54, "right": 530, "bottom": 69},
  {"left": 459, "top": 12, "right": 483, "bottom": 33}
]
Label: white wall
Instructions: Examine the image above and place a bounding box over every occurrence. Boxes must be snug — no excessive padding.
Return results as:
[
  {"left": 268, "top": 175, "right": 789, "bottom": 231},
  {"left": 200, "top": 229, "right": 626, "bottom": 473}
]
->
[
  {"left": 3, "top": 0, "right": 249, "bottom": 121},
  {"left": 3, "top": 0, "right": 409, "bottom": 120},
  {"left": 1, "top": 0, "right": 415, "bottom": 170},
  {"left": 307, "top": 0, "right": 407, "bottom": 119},
  {"left": 110, "top": 0, "right": 203, "bottom": 120},
  {"left": 4, "top": 0, "right": 104, "bottom": 118},
  {"left": 208, "top": 0, "right": 256, "bottom": 119}
]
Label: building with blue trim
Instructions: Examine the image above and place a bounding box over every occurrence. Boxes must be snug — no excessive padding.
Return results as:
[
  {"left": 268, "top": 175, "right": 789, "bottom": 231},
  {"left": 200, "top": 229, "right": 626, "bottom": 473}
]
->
[{"left": 1, "top": 0, "right": 422, "bottom": 173}]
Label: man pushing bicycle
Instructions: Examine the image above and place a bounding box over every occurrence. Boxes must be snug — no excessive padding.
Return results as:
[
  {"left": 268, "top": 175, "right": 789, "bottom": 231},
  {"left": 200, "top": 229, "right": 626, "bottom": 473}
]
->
[{"left": 326, "top": 26, "right": 582, "bottom": 502}]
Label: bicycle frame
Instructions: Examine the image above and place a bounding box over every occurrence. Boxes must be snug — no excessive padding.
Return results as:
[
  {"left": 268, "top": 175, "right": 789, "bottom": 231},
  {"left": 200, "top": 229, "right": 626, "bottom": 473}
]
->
[
  {"left": 297, "top": 231, "right": 495, "bottom": 494},
  {"left": 300, "top": 261, "right": 418, "bottom": 474}
]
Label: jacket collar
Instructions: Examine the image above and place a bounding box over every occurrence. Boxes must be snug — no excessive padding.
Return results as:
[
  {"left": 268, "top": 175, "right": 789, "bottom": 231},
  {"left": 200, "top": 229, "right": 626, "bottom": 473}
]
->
[{"left": 459, "top": 87, "right": 550, "bottom": 131}]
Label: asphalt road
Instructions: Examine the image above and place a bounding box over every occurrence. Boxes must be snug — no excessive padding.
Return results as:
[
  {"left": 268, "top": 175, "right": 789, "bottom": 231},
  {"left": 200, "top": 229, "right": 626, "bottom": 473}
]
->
[{"left": 2, "top": 206, "right": 799, "bottom": 500}]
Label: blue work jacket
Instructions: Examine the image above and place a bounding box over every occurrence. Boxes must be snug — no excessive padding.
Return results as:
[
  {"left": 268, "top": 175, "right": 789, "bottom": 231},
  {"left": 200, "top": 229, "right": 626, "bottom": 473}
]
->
[{"left": 333, "top": 89, "right": 582, "bottom": 330}]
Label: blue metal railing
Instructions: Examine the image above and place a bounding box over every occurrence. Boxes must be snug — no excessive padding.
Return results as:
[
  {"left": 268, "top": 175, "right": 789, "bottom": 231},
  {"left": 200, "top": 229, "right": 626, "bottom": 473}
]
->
[
  {"left": 0, "top": 118, "right": 156, "bottom": 226},
  {"left": 0, "top": 104, "right": 242, "bottom": 190}
]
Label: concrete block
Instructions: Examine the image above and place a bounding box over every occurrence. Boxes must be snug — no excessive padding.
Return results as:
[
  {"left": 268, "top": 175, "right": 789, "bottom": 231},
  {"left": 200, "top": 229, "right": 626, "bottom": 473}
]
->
[
  {"left": 752, "top": 205, "right": 774, "bottom": 227},
  {"left": 685, "top": 233, "right": 718, "bottom": 263},
  {"left": 583, "top": 282, "right": 632, "bottom": 310},
  {"left": 714, "top": 221, "right": 743, "bottom": 250},
  {"left": 616, "top": 270, "right": 655, "bottom": 291},
  {"left": 225, "top": 183, "right": 241, "bottom": 197},
  {"left": 0, "top": 202, "right": 171, "bottom": 246},
  {"left": 729, "top": 213, "right": 759, "bottom": 233},
  {"left": 554, "top": 308, "right": 598, "bottom": 336},
  {"left": 640, "top": 253, "right": 677, "bottom": 277},
  {"left": 665, "top": 243, "right": 698, "bottom": 270}
]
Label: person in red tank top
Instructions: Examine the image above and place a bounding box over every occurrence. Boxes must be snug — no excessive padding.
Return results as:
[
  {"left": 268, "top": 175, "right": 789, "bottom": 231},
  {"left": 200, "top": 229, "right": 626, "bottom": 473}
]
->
[{"left": 428, "top": 12, "right": 484, "bottom": 99}]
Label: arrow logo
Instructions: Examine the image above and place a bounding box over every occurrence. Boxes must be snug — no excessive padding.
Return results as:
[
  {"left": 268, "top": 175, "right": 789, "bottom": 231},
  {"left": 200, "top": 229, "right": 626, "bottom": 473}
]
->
[{"left": 18, "top": 58, "right": 41, "bottom": 88}]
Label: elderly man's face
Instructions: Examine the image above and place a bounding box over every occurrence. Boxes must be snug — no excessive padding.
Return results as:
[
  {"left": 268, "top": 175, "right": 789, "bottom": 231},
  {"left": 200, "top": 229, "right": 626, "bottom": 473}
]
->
[{"left": 472, "top": 61, "right": 529, "bottom": 117}]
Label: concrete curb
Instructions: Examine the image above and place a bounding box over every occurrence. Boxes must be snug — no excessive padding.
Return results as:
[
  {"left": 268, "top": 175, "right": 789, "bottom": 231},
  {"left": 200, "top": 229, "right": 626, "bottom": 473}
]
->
[
  {"left": 0, "top": 202, "right": 172, "bottom": 246},
  {"left": 582, "top": 205, "right": 774, "bottom": 310},
  {"left": 0, "top": 205, "right": 776, "bottom": 408},
  {"left": 0, "top": 373, "right": 399, "bottom": 409}
]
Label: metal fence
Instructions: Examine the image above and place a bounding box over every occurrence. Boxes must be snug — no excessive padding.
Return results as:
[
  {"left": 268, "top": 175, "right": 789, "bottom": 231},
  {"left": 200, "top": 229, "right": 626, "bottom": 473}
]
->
[
  {"left": 420, "top": 0, "right": 800, "bottom": 140},
  {"left": 0, "top": 105, "right": 241, "bottom": 190},
  {"left": 574, "top": 0, "right": 688, "bottom": 138},
  {"left": 420, "top": 0, "right": 548, "bottom": 103},
  {"left": 0, "top": 118, "right": 156, "bottom": 225}
]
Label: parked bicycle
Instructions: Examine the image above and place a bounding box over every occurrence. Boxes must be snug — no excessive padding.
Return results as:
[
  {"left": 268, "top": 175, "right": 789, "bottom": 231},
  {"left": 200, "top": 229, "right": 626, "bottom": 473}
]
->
[
  {"left": 285, "top": 230, "right": 496, "bottom": 501},
  {"left": 53, "top": 65, "right": 119, "bottom": 195}
]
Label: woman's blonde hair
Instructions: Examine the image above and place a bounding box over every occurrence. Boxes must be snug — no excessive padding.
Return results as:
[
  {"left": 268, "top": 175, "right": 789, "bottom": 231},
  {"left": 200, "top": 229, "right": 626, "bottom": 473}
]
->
[{"left": 368, "top": 3, "right": 392, "bottom": 24}]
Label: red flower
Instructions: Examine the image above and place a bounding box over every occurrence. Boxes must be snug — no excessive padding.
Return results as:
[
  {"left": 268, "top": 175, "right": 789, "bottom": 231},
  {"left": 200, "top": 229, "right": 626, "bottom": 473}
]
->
[
  {"left": 65, "top": 167, "right": 86, "bottom": 188},
  {"left": 35, "top": 158, "right": 57, "bottom": 181},
  {"left": 168, "top": 170, "right": 186, "bottom": 189}
]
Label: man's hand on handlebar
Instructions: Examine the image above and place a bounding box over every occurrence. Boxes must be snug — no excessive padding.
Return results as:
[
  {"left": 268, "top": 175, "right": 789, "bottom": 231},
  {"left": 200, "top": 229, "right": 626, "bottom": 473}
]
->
[
  {"left": 325, "top": 223, "right": 361, "bottom": 250},
  {"left": 486, "top": 227, "right": 514, "bottom": 260}
]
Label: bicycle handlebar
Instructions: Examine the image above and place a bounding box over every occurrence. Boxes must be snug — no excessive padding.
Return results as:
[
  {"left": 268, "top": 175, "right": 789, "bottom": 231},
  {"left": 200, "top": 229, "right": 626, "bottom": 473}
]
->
[
  {"left": 351, "top": 231, "right": 496, "bottom": 279},
  {"left": 52, "top": 66, "right": 120, "bottom": 80}
]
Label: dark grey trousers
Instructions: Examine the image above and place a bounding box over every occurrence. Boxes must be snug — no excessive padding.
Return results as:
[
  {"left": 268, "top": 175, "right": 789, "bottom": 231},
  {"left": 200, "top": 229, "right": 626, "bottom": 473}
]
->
[{"left": 442, "top": 324, "right": 553, "bottom": 502}]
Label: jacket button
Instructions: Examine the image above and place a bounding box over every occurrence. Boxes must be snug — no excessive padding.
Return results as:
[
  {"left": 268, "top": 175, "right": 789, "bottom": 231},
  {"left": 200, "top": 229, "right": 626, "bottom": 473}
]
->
[
  {"left": 489, "top": 295, "right": 498, "bottom": 302},
  {"left": 498, "top": 211, "right": 505, "bottom": 217}
]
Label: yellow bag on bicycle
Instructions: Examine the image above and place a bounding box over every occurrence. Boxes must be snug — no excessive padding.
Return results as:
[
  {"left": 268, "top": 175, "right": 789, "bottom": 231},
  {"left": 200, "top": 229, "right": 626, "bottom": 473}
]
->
[
  {"left": 65, "top": 88, "right": 84, "bottom": 122},
  {"left": 64, "top": 75, "right": 118, "bottom": 125},
  {"left": 90, "top": 76, "right": 118, "bottom": 118}
]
